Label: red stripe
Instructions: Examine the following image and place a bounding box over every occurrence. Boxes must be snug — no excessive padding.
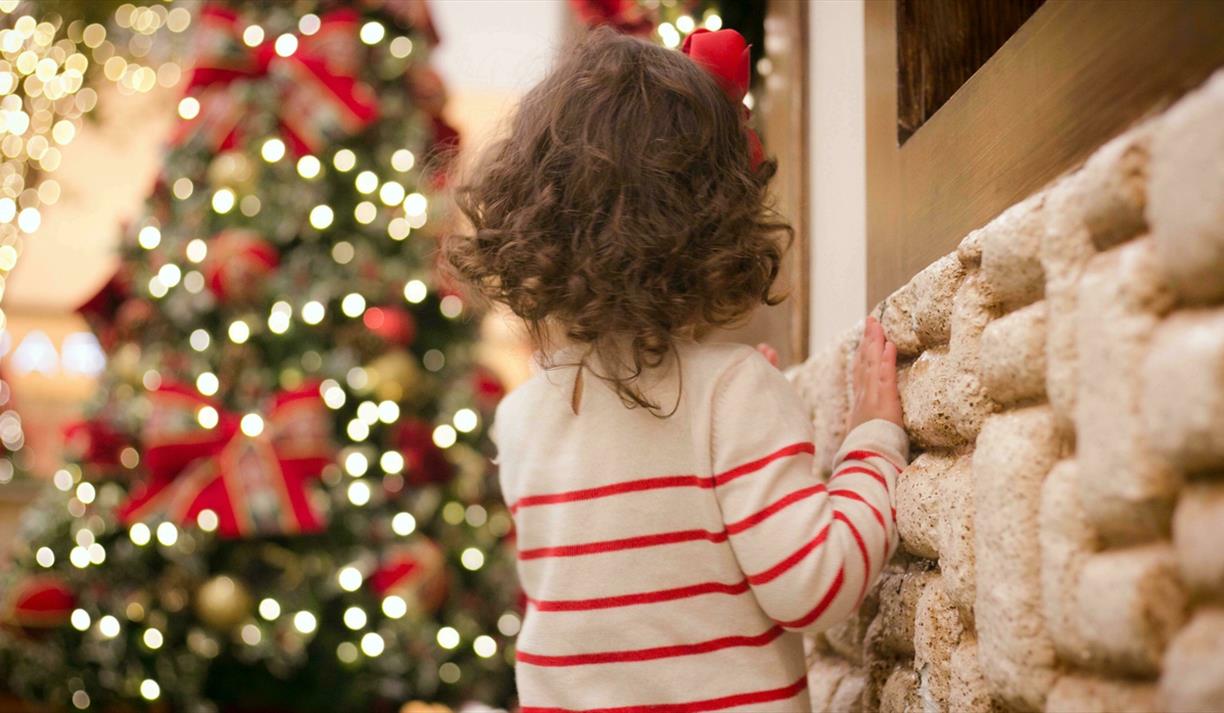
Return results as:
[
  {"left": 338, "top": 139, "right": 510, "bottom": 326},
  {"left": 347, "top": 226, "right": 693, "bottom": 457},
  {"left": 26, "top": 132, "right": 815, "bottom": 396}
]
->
[
  {"left": 834, "top": 511, "right": 872, "bottom": 605},
  {"left": 515, "top": 626, "right": 784, "bottom": 667},
  {"left": 714, "top": 442, "right": 815, "bottom": 487},
  {"left": 831, "top": 465, "right": 888, "bottom": 489},
  {"left": 520, "top": 676, "right": 808, "bottom": 713},
  {"left": 746, "top": 524, "right": 830, "bottom": 585},
  {"left": 510, "top": 442, "right": 813, "bottom": 513},
  {"left": 528, "top": 580, "right": 750, "bottom": 612},
  {"left": 843, "top": 449, "right": 903, "bottom": 472},
  {"left": 725, "top": 483, "right": 826, "bottom": 535},
  {"left": 518, "top": 529, "right": 728, "bottom": 560},
  {"left": 777, "top": 566, "right": 845, "bottom": 629},
  {"left": 511, "top": 474, "right": 711, "bottom": 514},
  {"left": 829, "top": 489, "right": 885, "bottom": 528}
]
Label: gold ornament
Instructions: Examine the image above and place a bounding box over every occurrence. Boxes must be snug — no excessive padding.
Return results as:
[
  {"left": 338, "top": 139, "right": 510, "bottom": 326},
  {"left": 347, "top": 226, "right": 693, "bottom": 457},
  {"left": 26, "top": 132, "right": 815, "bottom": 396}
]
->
[
  {"left": 194, "top": 575, "right": 252, "bottom": 632},
  {"left": 366, "top": 349, "right": 422, "bottom": 402}
]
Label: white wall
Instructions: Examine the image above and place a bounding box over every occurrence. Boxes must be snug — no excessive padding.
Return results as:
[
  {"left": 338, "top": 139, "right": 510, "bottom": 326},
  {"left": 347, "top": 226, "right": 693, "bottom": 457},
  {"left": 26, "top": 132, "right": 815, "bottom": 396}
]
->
[{"left": 808, "top": 0, "right": 868, "bottom": 350}]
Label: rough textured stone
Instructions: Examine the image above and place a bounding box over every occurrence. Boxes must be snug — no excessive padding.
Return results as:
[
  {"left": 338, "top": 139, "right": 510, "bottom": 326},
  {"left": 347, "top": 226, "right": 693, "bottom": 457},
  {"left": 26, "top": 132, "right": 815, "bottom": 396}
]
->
[
  {"left": 1047, "top": 675, "right": 1160, "bottom": 713},
  {"left": 1075, "top": 127, "right": 1152, "bottom": 251},
  {"left": 822, "top": 594, "right": 877, "bottom": 666},
  {"left": 1074, "top": 544, "right": 1187, "bottom": 676},
  {"left": 1038, "top": 459, "right": 1097, "bottom": 669},
  {"left": 867, "top": 567, "right": 933, "bottom": 658},
  {"left": 797, "top": 323, "right": 858, "bottom": 476},
  {"left": 895, "top": 454, "right": 945, "bottom": 559},
  {"left": 1142, "top": 309, "right": 1224, "bottom": 473},
  {"left": 947, "top": 636, "right": 997, "bottom": 713},
  {"left": 979, "top": 301, "right": 1047, "bottom": 405},
  {"left": 879, "top": 666, "right": 920, "bottom": 713},
  {"left": 957, "top": 227, "right": 985, "bottom": 269},
  {"left": 974, "top": 407, "right": 1060, "bottom": 711},
  {"left": 1075, "top": 239, "right": 1178, "bottom": 544},
  {"left": 1172, "top": 484, "right": 1224, "bottom": 599},
  {"left": 1158, "top": 608, "right": 1224, "bottom": 713},
  {"left": 913, "top": 578, "right": 964, "bottom": 712},
  {"left": 881, "top": 280, "right": 924, "bottom": 358},
  {"left": 938, "top": 455, "right": 976, "bottom": 619},
  {"left": 909, "top": 254, "right": 965, "bottom": 348},
  {"left": 979, "top": 193, "right": 1048, "bottom": 311},
  {"left": 899, "top": 350, "right": 994, "bottom": 450},
  {"left": 1148, "top": 70, "right": 1224, "bottom": 303}
]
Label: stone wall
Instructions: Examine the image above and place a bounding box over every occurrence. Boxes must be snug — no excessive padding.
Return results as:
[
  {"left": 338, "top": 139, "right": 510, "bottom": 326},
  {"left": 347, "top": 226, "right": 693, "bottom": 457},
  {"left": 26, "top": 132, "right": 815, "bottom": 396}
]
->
[{"left": 790, "top": 69, "right": 1224, "bottom": 713}]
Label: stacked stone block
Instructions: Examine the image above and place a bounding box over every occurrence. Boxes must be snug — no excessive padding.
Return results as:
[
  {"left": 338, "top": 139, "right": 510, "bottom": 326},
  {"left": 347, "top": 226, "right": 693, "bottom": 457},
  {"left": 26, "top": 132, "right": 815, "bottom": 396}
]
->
[{"left": 791, "top": 69, "right": 1224, "bottom": 712}]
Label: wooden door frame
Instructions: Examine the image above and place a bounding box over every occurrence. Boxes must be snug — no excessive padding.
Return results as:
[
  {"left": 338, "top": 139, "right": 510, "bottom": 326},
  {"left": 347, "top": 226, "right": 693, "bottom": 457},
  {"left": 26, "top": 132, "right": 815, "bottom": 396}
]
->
[{"left": 866, "top": 0, "right": 1224, "bottom": 305}]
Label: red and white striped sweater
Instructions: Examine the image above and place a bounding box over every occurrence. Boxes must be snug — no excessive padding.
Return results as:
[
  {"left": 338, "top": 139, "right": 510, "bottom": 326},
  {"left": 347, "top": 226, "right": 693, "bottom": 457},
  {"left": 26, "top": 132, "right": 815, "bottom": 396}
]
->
[{"left": 491, "top": 341, "right": 908, "bottom": 712}]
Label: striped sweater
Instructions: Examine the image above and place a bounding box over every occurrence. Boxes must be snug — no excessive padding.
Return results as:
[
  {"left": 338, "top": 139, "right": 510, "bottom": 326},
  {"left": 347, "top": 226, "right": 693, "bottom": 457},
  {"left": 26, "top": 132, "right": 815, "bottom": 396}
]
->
[{"left": 491, "top": 341, "right": 909, "bottom": 712}]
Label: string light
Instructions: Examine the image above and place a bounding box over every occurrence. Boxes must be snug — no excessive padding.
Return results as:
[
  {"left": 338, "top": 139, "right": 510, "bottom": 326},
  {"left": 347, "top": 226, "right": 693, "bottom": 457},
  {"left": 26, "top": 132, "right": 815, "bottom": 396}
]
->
[
  {"left": 308, "top": 204, "right": 333, "bottom": 229},
  {"left": 332, "top": 148, "right": 355, "bottom": 172},
  {"left": 382, "top": 595, "right": 407, "bottom": 619},
  {"left": 460, "top": 547, "right": 485, "bottom": 571},
  {"left": 340, "top": 293, "right": 366, "bottom": 318},
  {"left": 391, "top": 512, "right": 416, "bottom": 536},
  {"left": 258, "top": 598, "right": 281, "bottom": 620},
  {"left": 389, "top": 36, "right": 413, "bottom": 58},
  {"left": 139, "top": 679, "right": 160, "bottom": 701},
  {"left": 293, "top": 611, "right": 317, "bottom": 634},
  {"left": 35, "top": 546, "right": 54, "bottom": 567},
  {"left": 359, "top": 21, "right": 385, "bottom": 45},
  {"left": 354, "top": 170, "right": 377, "bottom": 194},
  {"left": 347, "top": 479, "right": 371, "bottom": 506},
  {"left": 432, "top": 424, "right": 457, "bottom": 449},
  {"left": 380, "top": 450, "right": 404, "bottom": 474},
  {"left": 453, "top": 408, "right": 478, "bottom": 433},
  {"left": 129, "top": 522, "right": 151, "bottom": 546},
  {"left": 337, "top": 566, "right": 362, "bottom": 592},
  {"left": 143, "top": 627, "right": 163, "bottom": 649},
  {"left": 473, "top": 635, "right": 498, "bottom": 658},
  {"left": 360, "top": 631, "right": 384, "bottom": 656},
  {"left": 240, "top": 623, "right": 261, "bottom": 645},
  {"left": 436, "top": 626, "right": 460, "bottom": 650},
  {"left": 197, "top": 508, "right": 219, "bottom": 532},
  {"left": 155, "top": 522, "right": 177, "bottom": 546},
  {"left": 343, "top": 606, "right": 366, "bottom": 630},
  {"left": 98, "top": 615, "right": 120, "bottom": 638},
  {"left": 185, "top": 238, "right": 207, "bottom": 262},
  {"left": 403, "top": 279, "right": 427, "bottom": 303},
  {"left": 704, "top": 13, "right": 723, "bottom": 30},
  {"left": 301, "top": 300, "right": 325, "bottom": 325},
  {"left": 260, "top": 137, "right": 286, "bottom": 162},
  {"left": 70, "top": 608, "right": 91, "bottom": 631},
  {"left": 296, "top": 154, "right": 320, "bottom": 178}
]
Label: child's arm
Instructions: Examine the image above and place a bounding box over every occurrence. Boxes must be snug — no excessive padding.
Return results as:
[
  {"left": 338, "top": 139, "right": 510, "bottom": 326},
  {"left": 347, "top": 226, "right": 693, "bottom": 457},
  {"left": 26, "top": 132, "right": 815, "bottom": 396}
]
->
[{"left": 712, "top": 317, "right": 906, "bottom": 633}]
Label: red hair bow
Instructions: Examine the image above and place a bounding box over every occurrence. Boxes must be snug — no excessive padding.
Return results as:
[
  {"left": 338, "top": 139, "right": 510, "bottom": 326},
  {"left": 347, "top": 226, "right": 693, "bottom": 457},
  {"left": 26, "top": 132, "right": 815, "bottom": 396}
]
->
[{"left": 681, "top": 28, "right": 763, "bottom": 169}]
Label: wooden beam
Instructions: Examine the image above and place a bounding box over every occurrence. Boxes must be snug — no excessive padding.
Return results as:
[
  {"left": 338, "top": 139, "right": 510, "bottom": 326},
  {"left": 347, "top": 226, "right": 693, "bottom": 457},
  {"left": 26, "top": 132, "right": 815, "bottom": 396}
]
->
[{"left": 867, "top": 0, "right": 1224, "bottom": 306}]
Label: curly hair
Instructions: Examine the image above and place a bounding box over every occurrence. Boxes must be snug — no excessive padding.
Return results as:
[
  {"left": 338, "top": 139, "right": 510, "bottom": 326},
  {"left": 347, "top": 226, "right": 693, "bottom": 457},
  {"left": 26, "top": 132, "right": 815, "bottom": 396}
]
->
[{"left": 443, "top": 26, "right": 792, "bottom": 414}]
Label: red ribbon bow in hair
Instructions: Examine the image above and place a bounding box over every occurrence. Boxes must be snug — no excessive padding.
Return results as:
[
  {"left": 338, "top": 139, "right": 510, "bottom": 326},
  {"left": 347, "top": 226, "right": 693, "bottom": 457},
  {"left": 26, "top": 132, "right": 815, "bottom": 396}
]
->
[
  {"left": 117, "top": 383, "right": 333, "bottom": 538},
  {"left": 681, "top": 28, "right": 764, "bottom": 169},
  {"left": 172, "top": 4, "right": 379, "bottom": 155}
]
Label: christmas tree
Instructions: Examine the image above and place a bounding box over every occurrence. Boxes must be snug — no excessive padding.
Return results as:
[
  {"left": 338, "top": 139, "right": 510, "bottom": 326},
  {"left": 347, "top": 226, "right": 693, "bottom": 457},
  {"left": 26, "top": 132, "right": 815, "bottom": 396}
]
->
[{"left": 0, "top": 2, "right": 519, "bottom": 711}]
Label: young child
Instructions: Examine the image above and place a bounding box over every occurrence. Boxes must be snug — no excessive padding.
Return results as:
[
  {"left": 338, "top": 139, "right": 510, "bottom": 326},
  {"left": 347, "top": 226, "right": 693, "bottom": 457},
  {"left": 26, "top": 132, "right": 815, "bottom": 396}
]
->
[{"left": 444, "top": 27, "right": 906, "bottom": 712}]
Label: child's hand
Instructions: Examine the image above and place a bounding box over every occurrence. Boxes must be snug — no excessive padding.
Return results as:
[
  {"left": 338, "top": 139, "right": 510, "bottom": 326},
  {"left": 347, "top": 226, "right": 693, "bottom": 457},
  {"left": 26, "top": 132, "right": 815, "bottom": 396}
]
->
[
  {"left": 847, "top": 316, "right": 903, "bottom": 430},
  {"left": 755, "top": 342, "right": 780, "bottom": 368}
]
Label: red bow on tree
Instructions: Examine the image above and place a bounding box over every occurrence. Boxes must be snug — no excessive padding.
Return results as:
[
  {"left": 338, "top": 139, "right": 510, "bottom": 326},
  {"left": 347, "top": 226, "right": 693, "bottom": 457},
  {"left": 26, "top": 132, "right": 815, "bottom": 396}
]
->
[
  {"left": 117, "top": 383, "right": 333, "bottom": 538},
  {"left": 172, "top": 4, "right": 380, "bottom": 155},
  {"left": 681, "top": 28, "right": 763, "bottom": 169}
]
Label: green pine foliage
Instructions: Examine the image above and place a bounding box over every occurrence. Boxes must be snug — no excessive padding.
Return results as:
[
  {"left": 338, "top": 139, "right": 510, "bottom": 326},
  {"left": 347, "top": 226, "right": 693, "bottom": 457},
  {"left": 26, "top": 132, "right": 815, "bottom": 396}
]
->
[{"left": 0, "top": 2, "right": 518, "bottom": 711}]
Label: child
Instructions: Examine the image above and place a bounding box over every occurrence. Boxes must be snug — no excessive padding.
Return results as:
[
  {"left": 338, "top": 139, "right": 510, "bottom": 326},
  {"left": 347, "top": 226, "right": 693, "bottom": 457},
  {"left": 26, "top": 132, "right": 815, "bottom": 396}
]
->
[{"left": 444, "top": 27, "right": 906, "bottom": 712}]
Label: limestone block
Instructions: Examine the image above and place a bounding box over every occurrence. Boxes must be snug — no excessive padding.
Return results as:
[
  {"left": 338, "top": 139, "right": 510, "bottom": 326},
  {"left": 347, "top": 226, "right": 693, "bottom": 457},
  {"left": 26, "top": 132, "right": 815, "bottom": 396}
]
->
[
  {"left": 1148, "top": 69, "right": 1224, "bottom": 304},
  {"left": 913, "top": 579, "right": 964, "bottom": 713},
  {"left": 895, "top": 454, "right": 944, "bottom": 559},
  {"left": 1158, "top": 608, "right": 1224, "bottom": 713},
  {"left": 1173, "top": 483, "right": 1224, "bottom": 598},
  {"left": 949, "top": 273, "right": 997, "bottom": 372},
  {"left": 1038, "top": 460, "right": 1097, "bottom": 668},
  {"left": 957, "top": 226, "right": 985, "bottom": 269},
  {"left": 1142, "top": 309, "right": 1224, "bottom": 472},
  {"left": 829, "top": 673, "right": 868, "bottom": 713},
  {"left": 947, "top": 636, "right": 997, "bottom": 713},
  {"left": 1046, "top": 675, "right": 1160, "bottom": 713},
  {"left": 808, "top": 653, "right": 861, "bottom": 713},
  {"left": 1040, "top": 177, "right": 1099, "bottom": 436},
  {"left": 1074, "top": 544, "right": 1187, "bottom": 676},
  {"left": 974, "top": 407, "right": 1060, "bottom": 712},
  {"left": 879, "top": 666, "right": 920, "bottom": 713},
  {"left": 909, "top": 254, "right": 965, "bottom": 348},
  {"left": 979, "top": 193, "right": 1048, "bottom": 311},
  {"left": 1076, "top": 239, "right": 1178, "bottom": 544},
  {"left": 867, "top": 567, "right": 934, "bottom": 657},
  {"left": 1074, "top": 127, "right": 1151, "bottom": 251},
  {"left": 979, "top": 301, "right": 1047, "bottom": 405},
  {"left": 881, "top": 279, "right": 924, "bottom": 358},
  {"left": 938, "top": 455, "right": 976, "bottom": 618},
  {"left": 899, "top": 349, "right": 994, "bottom": 449}
]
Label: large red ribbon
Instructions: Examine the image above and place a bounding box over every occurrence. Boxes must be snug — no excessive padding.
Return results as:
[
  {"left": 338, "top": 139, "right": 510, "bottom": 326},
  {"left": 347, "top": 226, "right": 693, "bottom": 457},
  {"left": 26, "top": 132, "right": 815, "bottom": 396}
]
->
[
  {"left": 681, "top": 28, "right": 763, "bottom": 169},
  {"left": 172, "top": 4, "right": 380, "bottom": 155},
  {"left": 117, "top": 382, "right": 333, "bottom": 538}
]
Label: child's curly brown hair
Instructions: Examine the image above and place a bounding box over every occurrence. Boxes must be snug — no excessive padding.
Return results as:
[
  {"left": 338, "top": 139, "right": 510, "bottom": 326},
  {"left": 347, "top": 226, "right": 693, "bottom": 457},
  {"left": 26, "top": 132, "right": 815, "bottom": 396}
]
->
[{"left": 443, "top": 26, "right": 792, "bottom": 414}]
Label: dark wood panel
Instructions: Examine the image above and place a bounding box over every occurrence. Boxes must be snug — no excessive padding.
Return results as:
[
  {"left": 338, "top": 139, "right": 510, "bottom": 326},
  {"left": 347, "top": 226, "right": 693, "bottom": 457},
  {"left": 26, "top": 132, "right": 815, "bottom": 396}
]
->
[
  {"left": 869, "top": 0, "right": 1224, "bottom": 306},
  {"left": 897, "top": 0, "right": 1044, "bottom": 143}
]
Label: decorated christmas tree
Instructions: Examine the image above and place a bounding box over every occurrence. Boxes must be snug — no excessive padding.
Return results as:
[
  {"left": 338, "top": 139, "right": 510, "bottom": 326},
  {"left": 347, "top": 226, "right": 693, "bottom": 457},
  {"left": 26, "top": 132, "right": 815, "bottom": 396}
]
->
[{"left": 1, "top": 2, "right": 518, "bottom": 710}]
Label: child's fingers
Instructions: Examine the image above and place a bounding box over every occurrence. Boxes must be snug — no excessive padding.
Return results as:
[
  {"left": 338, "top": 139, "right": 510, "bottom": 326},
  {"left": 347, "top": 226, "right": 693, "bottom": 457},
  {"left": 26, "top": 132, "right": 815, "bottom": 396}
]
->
[{"left": 880, "top": 340, "right": 897, "bottom": 384}]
